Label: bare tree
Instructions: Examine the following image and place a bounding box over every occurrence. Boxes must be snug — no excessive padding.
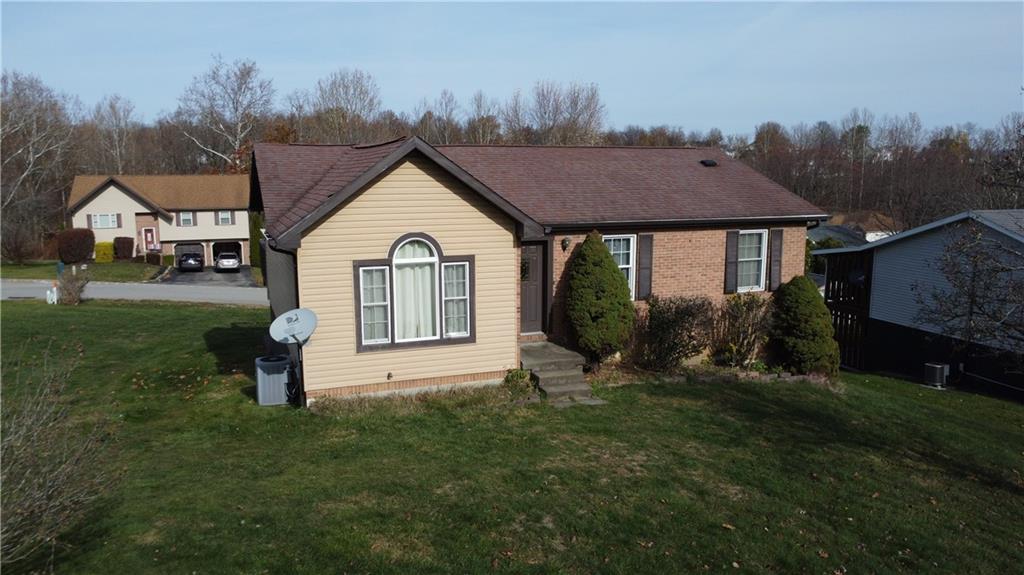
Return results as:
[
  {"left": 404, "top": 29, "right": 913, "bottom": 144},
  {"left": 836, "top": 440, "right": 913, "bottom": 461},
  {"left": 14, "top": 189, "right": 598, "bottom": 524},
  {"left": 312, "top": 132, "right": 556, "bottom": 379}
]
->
[
  {"left": 914, "top": 220, "right": 1024, "bottom": 361},
  {"left": 176, "top": 55, "right": 274, "bottom": 171},
  {"left": 312, "top": 68, "right": 381, "bottom": 143},
  {"left": 1, "top": 350, "right": 115, "bottom": 567},
  {"left": 91, "top": 94, "right": 136, "bottom": 173},
  {"left": 464, "top": 90, "right": 501, "bottom": 144},
  {"left": 501, "top": 89, "right": 532, "bottom": 144}
]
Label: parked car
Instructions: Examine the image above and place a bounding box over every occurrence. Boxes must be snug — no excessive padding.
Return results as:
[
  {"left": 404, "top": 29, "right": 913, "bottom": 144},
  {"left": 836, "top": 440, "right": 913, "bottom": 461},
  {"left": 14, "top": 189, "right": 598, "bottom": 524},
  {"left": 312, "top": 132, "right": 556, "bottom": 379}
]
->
[
  {"left": 215, "top": 252, "right": 241, "bottom": 272},
  {"left": 177, "top": 252, "right": 204, "bottom": 271}
]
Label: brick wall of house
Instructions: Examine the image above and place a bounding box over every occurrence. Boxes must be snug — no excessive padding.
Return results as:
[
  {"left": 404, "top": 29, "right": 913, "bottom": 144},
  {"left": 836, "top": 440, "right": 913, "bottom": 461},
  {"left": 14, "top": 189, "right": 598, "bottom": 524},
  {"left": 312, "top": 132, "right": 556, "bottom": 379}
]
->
[{"left": 546, "top": 224, "right": 808, "bottom": 343}]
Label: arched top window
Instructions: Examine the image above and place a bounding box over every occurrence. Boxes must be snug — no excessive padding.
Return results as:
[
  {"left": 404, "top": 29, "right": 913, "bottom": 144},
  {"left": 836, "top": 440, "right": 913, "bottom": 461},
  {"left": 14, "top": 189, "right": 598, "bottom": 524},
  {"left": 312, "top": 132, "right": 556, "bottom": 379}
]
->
[{"left": 354, "top": 233, "right": 474, "bottom": 351}]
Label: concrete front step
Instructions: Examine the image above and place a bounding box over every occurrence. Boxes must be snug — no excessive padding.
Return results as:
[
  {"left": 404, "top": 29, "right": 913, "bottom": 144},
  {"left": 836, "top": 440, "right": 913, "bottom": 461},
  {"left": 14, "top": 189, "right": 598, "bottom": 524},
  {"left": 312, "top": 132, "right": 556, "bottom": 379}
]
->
[
  {"left": 520, "top": 342, "right": 586, "bottom": 373},
  {"left": 539, "top": 380, "right": 592, "bottom": 401},
  {"left": 535, "top": 368, "right": 585, "bottom": 387}
]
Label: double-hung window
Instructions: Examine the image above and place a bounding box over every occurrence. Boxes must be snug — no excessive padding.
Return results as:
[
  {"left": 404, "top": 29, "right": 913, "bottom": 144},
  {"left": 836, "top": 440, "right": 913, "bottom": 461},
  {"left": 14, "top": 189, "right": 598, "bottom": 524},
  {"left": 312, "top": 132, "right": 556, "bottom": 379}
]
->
[
  {"left": 178, "top": 211, "right": 195, "bottom": 227},
  {"left": 603, "top": 234, "right": 637, "bottom": 299},
  {"left": 737, "top": 230, "right": 768, "bottom": 292},
  {"left": 356, "top": 234, "right": 473, "bottom": 350},
  {"left": 217, "top": 211, "right": 233, "bottom": 226},
  {"left": 442, "top": 262, "right": 470, "bottom": 338},
  {"left": 359, "top": 267, "right": 390, "bottom": 344},
  {"left": 90, "top": 213, "right": 119, "bottom": 229}
]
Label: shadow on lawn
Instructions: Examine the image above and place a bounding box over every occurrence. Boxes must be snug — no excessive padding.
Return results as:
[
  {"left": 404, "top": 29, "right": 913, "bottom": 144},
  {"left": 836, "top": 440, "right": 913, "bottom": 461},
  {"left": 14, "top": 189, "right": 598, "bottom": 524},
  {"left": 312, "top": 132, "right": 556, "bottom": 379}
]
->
[
  {"left": 641, "top": 379, "right": 1024, "bottom": 496},
  {"left": 202, "top": 323, "right": 267, "bottom": 378}
]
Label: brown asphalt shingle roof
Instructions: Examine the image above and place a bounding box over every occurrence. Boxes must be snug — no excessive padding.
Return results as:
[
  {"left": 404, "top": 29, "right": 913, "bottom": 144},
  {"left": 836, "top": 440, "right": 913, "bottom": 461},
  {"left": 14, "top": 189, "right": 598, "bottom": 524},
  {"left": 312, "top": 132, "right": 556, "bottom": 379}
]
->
[
  {"left": 252, "top": 137, "right": 827, "bottom": 239},
  {"left": 69, "top": 175, "right": 250, "bottom": 212}
]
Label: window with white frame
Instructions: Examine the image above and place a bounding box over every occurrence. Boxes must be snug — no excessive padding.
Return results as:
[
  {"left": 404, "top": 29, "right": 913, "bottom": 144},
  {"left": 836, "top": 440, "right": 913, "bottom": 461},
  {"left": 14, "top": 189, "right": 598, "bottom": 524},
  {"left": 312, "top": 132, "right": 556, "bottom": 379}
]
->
[
  {"left": 603, "top": 234, "right": 637, "bottom": 299},
  {"left": 360, "top": 267, "right": 390, "bottom": 345},
  {"left": 393, "top": 239, "right": 439, "bottom": 342},
  {"left": 442, "top": 262, "right": 470, "bottom": 337},
  {"left": 178, "top": 211, "right": 195, "bottom": 227},
  {"left": 737, "top": 230, "right": 768, "bottom": 292},
  {"left": 91, "top": 213, "right": 119, "bottom": 229},
  {"left": 217, "top": 211, "right": 233, "bottom": 225},
  {"left": 355, "top": 235, "right": 474, "bottom": 350}
]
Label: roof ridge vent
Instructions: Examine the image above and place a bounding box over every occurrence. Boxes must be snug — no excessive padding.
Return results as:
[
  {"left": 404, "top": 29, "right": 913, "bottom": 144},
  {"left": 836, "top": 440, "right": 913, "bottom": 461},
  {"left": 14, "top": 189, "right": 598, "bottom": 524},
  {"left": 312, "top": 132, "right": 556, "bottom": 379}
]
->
[{"left": 699, "top": 159, "right": 718, "bottom": 167}]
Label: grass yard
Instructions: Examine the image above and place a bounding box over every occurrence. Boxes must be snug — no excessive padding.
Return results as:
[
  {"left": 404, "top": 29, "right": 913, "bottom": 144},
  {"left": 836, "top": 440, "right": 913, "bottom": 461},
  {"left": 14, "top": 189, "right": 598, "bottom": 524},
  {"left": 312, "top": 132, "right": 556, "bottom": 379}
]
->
[
  {"left": 1, "top": 260, "right": 162, "bottom": 282},
  {"left": 2, "top": 300, "right": 1023, "bottom": 573}
]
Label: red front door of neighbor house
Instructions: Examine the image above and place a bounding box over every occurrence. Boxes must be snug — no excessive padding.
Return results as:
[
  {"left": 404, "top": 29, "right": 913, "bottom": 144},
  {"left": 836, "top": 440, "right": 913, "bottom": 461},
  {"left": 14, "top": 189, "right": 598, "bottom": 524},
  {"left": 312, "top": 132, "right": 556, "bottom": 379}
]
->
[{"left": 143, "top": 227, "right": 157, "bottom": 251}]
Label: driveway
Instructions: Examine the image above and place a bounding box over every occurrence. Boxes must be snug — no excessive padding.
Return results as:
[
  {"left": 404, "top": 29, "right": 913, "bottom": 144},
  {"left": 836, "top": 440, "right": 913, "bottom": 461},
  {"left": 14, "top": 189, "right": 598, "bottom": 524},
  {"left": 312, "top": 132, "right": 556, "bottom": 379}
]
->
[
  {"left": 1, "top": 279, "right": 268, "bottom": 306},
  {"left": 161, "top": 266, "right": 259, "bottom": 287}
]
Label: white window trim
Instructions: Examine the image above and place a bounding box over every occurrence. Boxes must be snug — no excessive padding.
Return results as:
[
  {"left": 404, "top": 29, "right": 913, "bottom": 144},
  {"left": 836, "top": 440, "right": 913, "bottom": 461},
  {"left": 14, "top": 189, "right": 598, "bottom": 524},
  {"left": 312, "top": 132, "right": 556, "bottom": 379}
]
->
[
  {"left": 736, "top": 229, "right": 769, "bottom": 293},
  {"left": 602, "top": 234, "right": 637, "bottom": 300},
  {"left": 91, "top": 213, "right": 119, "bottom": 229},
  {"left": 441, "top": 262, "right": 471, "bottom": 338},
  {"left": 359, "top": 266, "right": 391, "bottom": 345},
  {"left": 392, "top": 238, "right": 441, "bottom": 344},
  {"left": 179, "top": 211, "right": 196, "bottom": 227},
  {"left": 217, "top": 210, "right": 233, "bottom": 226}
]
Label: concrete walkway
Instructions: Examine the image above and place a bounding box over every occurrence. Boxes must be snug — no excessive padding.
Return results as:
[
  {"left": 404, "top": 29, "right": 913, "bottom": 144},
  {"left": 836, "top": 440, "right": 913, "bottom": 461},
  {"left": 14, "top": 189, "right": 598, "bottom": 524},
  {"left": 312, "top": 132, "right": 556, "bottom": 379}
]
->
[{"left": 1, "top": 279, "right": 268, "bottom": 306}]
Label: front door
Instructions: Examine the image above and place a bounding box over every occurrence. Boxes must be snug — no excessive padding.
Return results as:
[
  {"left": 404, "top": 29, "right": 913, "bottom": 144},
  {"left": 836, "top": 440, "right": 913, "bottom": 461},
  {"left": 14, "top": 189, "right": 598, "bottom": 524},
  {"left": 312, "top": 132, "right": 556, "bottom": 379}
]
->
[
  {"left": 142, "top": 227, "right": 157, "bottom": 251},
  {"left": 520, "top": 244, "right": 544, "bottom": 333}
]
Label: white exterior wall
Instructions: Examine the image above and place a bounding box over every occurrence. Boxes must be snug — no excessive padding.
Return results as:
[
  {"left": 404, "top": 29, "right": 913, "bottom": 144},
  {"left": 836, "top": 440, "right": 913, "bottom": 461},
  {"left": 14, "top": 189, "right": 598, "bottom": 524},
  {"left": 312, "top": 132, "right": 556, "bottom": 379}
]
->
[
  {"left": 70, "top": 184, "right": 150, "bottom": 245},
  {"left": 160, "top": 210, "right": 248, "bottom": 242}
]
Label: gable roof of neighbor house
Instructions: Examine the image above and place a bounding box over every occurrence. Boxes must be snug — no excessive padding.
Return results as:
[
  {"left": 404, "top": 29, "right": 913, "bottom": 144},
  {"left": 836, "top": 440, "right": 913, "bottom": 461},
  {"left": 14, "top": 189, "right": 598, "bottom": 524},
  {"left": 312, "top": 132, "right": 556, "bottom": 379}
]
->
[
  {"left": 812, "top": 209, "right": 1024, "bottom": 256},
  {"left": 251, "top": 136, "right": 828, "bottom": 245},
  {"left": 69, "top": 175, "right": 250, "bottom": 219}
]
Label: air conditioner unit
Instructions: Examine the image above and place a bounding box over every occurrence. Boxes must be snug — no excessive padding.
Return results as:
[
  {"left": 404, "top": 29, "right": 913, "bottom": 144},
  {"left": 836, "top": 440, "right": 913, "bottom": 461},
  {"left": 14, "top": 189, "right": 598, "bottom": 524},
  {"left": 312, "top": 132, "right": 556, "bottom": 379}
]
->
[
  {"left": 924, "top": 363, "right": 949, "bottom": 389},
  {"left": 255, "top": 355, "right": 291, "bottom": 406}
]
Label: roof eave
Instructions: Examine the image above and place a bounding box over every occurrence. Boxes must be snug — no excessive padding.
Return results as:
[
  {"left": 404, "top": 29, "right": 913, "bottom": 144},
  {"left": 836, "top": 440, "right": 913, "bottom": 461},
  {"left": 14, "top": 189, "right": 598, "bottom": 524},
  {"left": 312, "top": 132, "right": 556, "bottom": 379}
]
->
[
  {"left": 70, "top": 176, "right": 172, "bottom": 221},
  {"left": 544, "top": 214, "right": 830, "bottom": 233}
]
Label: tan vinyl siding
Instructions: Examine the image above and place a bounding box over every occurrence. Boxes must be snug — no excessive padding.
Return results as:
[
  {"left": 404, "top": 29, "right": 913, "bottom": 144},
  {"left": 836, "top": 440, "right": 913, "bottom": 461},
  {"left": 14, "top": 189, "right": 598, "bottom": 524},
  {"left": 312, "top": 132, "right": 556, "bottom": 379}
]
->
[{"left": 297, "top": 157, "right": 518, "bottom": 393}]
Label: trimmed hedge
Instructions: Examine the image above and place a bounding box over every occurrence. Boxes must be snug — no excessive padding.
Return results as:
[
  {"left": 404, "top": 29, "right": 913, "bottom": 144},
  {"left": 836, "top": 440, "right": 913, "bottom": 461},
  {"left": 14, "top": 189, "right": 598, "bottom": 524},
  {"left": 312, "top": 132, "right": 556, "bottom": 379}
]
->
[
  {"left": 770, "top": 275, "right": 840, "bottom": 376},
  {"left": 94, "top": 242, "right": 114, "bottom": 264},
  {"left": 161, "top": 254, "right": 175, "bottom": 267},
  {"left": 113, "top": 237, "right": 134, "bottom": 260},
  {"left": 57, "top": 229, "right": 95, "bottom": 265},
  {"left": 566, "top": 231, "right": 636, "bottom": 363}
]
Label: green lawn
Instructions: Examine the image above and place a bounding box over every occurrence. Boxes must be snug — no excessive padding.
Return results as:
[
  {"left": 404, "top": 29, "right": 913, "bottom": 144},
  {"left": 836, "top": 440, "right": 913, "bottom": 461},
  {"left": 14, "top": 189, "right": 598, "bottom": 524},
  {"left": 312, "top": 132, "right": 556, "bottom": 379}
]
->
[
  {"left": 2, "top": 300, "right": 1023, "bottom": 573},
  {"left": 1, "top": 260, "right": 162, "bottom": 282}
]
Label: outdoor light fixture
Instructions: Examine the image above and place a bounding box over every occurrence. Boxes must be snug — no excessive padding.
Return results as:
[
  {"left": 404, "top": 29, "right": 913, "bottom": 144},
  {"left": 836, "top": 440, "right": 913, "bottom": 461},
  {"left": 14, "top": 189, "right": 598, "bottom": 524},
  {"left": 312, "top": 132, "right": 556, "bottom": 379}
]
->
[{"left": 561, "top": 237, "right": 571, "bottom": 251}]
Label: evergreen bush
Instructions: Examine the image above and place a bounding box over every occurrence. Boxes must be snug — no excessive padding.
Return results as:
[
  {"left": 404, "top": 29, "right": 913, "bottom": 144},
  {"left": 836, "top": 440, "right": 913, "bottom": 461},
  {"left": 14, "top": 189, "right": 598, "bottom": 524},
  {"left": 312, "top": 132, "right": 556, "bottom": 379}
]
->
[
  {"left": 566, "top": 231, "right": 636, "bottom": 363},
  {"left": 113, "top": 237, "right": 134, "bottom": 260},
  {"left": 770, "top": 275, "right": 840, "bottom": 376}
]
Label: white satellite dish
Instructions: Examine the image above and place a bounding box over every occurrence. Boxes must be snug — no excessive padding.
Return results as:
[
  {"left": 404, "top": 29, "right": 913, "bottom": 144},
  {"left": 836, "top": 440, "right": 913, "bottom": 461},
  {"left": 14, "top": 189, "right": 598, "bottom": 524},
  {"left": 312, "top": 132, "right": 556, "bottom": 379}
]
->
[{"left": 269, "top": 308, "right": 318, "bottom": 345}]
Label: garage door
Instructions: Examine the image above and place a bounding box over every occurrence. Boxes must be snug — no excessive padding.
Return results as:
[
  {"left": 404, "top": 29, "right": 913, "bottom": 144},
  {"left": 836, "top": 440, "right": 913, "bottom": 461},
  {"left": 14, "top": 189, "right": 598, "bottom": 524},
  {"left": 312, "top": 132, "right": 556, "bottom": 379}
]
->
[
  {"left": 212, "top": 241, "right": 242, "bottom": 260},
  {"left": 174, "top": 243, "right": 204, "bottom": 258}
]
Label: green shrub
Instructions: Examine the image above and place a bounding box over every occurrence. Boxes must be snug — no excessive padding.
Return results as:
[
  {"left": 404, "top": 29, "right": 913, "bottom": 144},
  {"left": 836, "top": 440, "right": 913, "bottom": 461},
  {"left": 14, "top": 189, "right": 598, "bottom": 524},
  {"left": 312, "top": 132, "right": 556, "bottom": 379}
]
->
[
  {"left": 807, "top": 237, "right": 844, "bottom": 274},
  {"left": 94, "top": 242, "right": 114, "bottom": 264},
  {"left": 770, "top": 275, "right": 839, "bottom": 376},
  {"left": 144, "top": 252, "right": 162, "bottom": 266},
  {"left": 249, "top": 211, "right": 264, "bottom": 270},
  {"left": 566, "top": 231, "right": 636, "bottom": 363},
  {"left": 501, "top": 368, "right": 534, "bottom": 399},
  {"left": 161, "top": 254, "right": 175, "bottom": 267},
  {"left": 57, "top": 229, "right": 95, "bottom": 265},
  {"left": 710, "top": 294, "right": 772, "bottom": 368},
  {"left": 635, "top": 296, "right": 714, "bottom": 372}
]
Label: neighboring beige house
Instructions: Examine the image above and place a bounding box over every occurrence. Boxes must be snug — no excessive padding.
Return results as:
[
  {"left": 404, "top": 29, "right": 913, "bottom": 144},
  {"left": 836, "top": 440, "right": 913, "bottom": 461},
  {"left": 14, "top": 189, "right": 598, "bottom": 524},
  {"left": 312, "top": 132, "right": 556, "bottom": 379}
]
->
[
  {"left": 252, "top": 137, "right": 828, "bottom": 402},
  {"left": 68, "top": 175, "right": 251, "bottom": 264}
]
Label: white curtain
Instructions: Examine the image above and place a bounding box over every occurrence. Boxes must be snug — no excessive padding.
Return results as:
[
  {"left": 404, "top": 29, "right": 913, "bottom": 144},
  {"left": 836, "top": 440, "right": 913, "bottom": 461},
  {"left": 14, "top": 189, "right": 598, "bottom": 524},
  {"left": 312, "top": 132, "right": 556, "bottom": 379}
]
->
[{"left": 395, "top": 262, "right": 436, "bottom": 340}]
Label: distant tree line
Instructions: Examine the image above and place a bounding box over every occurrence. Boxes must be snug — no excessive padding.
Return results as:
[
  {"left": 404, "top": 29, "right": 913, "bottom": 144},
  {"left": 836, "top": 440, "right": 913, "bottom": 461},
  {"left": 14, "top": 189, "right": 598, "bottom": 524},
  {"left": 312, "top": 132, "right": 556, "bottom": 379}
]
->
[{"left": 2, "top": 56, "right": 1021, "bottom": 260}]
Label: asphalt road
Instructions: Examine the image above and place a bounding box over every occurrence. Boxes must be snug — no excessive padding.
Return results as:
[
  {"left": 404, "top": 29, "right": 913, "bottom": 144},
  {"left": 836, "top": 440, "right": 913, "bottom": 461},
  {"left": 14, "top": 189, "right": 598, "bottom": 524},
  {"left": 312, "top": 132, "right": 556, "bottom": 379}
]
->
[{"left": 1, "top": 279, "right": 268, "bottom": 306}]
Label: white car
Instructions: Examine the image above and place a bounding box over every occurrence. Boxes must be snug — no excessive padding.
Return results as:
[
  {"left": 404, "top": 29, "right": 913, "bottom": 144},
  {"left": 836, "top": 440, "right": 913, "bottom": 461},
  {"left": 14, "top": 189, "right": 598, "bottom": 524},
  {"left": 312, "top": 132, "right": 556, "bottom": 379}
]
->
[{"left": 214, "top": 252, "right": 241, "bottom": 272}]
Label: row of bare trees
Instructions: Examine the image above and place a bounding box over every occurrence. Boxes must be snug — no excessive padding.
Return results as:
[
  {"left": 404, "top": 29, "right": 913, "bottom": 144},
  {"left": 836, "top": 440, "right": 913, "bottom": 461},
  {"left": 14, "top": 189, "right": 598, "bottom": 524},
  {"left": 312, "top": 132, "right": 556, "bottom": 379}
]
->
[{"left": 2, "top": 55, "right": 1022, "bottom": 261}]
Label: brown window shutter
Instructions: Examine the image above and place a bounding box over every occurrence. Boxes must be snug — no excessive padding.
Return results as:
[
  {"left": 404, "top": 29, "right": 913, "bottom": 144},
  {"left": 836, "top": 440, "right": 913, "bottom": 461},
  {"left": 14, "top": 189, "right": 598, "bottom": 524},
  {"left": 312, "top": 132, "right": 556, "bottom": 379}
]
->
[
  {"left": 86, "top": 214, "right": 93, "bottom": 229},
  {"left": 116, "top": 213, "right": 122, "bottom": 228},
  {"left": 214, "top": 212, "right": 220, "bottom": 226},
  {"left": 637, "top": 234, "right": 653, "bottom": 300},
  {"left": 768, "top": 228, "right": 784, "bottom": 291},
  {"left": 724, "top": 230, "right": 739, "bottom": 294},
  {"left": 175, "top": 213, "right": 180, "bottom": 227},
  {"left": 230, "top": 211, "right": 236, "bottom": 225}
]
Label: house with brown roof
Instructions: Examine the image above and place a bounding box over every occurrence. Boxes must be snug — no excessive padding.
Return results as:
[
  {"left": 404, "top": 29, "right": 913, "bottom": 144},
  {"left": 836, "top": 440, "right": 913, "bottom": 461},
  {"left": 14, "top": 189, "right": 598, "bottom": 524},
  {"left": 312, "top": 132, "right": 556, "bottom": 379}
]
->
[
  {"left": 69, "top": 175, "right": 251, "bottom": 265},
  {"left": 251, "top": 136, "right": 828, "bottom": 401}
]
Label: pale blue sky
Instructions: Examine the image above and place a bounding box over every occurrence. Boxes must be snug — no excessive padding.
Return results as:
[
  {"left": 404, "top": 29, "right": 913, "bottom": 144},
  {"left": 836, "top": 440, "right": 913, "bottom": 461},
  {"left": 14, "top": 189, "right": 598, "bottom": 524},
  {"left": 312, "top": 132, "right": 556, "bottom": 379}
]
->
[{"left": 2, "top": 2, "right": 1021, "bottom": 134}]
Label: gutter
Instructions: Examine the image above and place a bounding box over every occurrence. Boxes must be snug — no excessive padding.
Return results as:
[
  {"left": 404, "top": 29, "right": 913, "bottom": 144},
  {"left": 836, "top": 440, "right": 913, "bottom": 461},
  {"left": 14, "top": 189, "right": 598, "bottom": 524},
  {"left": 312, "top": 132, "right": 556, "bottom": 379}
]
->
[{"left": 544, "top": 214, "right": 830, "bottom": 233}]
